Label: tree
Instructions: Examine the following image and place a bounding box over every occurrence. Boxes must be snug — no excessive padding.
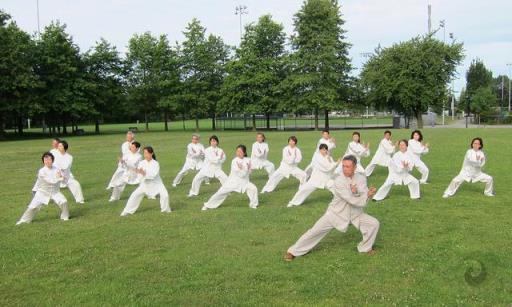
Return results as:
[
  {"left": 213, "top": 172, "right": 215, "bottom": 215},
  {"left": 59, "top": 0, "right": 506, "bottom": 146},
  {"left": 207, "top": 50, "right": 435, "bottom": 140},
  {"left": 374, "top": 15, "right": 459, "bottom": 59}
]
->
[
  {"left": 221, "top": 15, "right": 286, "bottom": 130},
  {"left": 470, "top": 86, "right": 496, "bottom": 123},
  {"left": 466, "top": 59, "right": 493, "bottom": 96},
  {"left": 361, "top": 35, "right": 464, "bottom": 128},
  {"left": 492, "top": 75, "right": 510, "bottom": 110},
  {"left": 284, "top": 0, "right": 352, "bottom": 129}
]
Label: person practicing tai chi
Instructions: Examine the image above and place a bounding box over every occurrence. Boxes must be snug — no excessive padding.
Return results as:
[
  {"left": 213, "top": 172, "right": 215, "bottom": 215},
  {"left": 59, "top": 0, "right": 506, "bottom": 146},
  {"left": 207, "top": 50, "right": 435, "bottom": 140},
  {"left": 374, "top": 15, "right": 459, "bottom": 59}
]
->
[
  {"left": 107, "top": 131, "right": 135, "bottom": 189},
  {"left": 261, "top": 136, "right": 307, "bottom": 193},
  {"left": 54, "top": 140, "right": 85, "bottom": 204},
  {"left": 408, "top": 130, "right": 429, "bottom": 184},
  {"left": 108, "top": 141, "right": 143, "bottom": 202},
  {"left": 173, "top": 134, "right": 208, "bottom": 187},
  {"left": 343, "top": 131, "right": 370, "bottom": 174},
  {"left": 32, "top": 138, "right": 61, "bottom": 194},
  {"left": 188, "top": 135, "right": 227, "bottom": 197},
  {"left": 365, "top": 130, "right": 395, "bottom": 177},
  {"left": 121, "top": 146, "right": 171, "bottom": 216},
  {"left": 250, "top": 133, "right": 275, "bottom": 178},
  {"left": 284, "top": 155, "right": 379, "bottom": 261},
  {"left": 202, "top": 145, "right": 258, "bottom": 210},
  {"left": 373, "top": 139, "right": 420, "bottom": 201},
  {"left": 287, "top": 143, "right": 340, "bottom": 207},
  {"left": 443, "top": 137, "right": 494, "bottom": 198},
  {"left": 305, "top": 130, "right": 336, "bottom": 178},
  {"left": 17, "top": 152, "right": 70, "bottom": 225}
]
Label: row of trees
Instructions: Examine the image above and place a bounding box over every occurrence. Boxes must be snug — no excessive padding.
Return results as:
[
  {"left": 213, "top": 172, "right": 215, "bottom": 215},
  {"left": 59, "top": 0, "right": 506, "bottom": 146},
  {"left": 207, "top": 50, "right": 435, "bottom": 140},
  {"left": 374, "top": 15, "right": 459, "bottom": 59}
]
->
[{"left": 1, "top": 0, "right": 470, "bottom": 136}]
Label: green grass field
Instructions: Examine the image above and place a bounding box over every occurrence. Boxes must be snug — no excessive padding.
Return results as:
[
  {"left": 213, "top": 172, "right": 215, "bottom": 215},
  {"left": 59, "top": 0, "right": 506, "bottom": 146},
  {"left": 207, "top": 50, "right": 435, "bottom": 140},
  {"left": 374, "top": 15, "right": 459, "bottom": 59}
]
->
[{"left": 1, "top": 129, "right": 511, "bottom": 306}]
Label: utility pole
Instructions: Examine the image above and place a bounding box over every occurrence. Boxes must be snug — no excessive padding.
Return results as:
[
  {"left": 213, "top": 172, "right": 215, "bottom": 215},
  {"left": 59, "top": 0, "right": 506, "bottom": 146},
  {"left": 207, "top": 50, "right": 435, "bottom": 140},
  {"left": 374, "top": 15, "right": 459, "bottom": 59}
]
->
[
  {"left": 428, "top": 4, "right": 432, "bottom": 33},
  {"left": 235, "top": 5, "right": 248, "bottom": 42},
  {"left": 507, "top": 63, "right": 512, "bottom": 111}
]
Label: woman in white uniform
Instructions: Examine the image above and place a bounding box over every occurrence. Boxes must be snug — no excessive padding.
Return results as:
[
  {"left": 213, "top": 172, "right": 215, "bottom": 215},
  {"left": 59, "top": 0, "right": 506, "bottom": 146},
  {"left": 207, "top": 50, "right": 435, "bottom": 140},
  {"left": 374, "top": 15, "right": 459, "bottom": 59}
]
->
[
  {"left": 188, "top": 135, "right": 227, "bottom": 197},
  {"left": 343, "top": 131, "right": 370, "bottom": 174},
  {"left": 373, "top": 139, "right": 420, "bottom": 201},
  {"left": 202, "top": 145, "right": 258, "bottom": 210},
  {"left": 17, "top": 152, "right": 70, "bottom": 225},
  {"left": 305, "top": 130, "right": 336, "bottom": 178},
  {"left": 443, "top": 137, "right": 494, "bottom": 198},
  {"left": 287, "top": 143, "right": 340, "bottom": 207},
  {"left": 261, "top": 136, "right": 307, "bottom": 193},
  {"left": 121, "top": 146, "right": 171, "bottom": 216},
  {"left": 54, "top": 141, "right": 85, "bottom": 204},
  {"left": 32, "top": 138, "right": 61, "bottom": 194},
  {"left": 408, "top": 130, "right": 429, "bottom": 184},
  {"left": 108, "top": 141, "right": 143, "bottom": 201},
  {"left": 365, "top": 130, "right": 395, "bottom": 177},
  {"left": 107, "top": 131, "right": 135, "bottom": 190},
  {"left": 250, "top": 133, "right": 275, "bottom": 178},
  {"left": 173, "top": 134, "right": 208, "bottom": 187}
]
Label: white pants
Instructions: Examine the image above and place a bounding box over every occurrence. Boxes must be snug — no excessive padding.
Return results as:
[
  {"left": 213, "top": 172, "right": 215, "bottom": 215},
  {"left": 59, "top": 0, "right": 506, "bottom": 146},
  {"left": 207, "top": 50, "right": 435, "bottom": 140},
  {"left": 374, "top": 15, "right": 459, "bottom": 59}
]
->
[
  {"left": 288, "top": 210, "right": 379, "bottom": 255},
  {"left": 189, "top": 170, "right": 227, "bottom": 196},
  {"left": 261, "top": 167, "right": 306, "bottom": 193},
  {"left": 110, "top": 183, "right": 137, "bottom": 201},
  {"left": 121, "top": 186, "right": 171, "bottom": 215},
  {"left": 288, "top": 182, "right": 321, "bottom": 206},
  {"left": 304, "top": 163, "right": 314, "bottom": 178},
  {"left": 17, "top": 193, "right": 69, "bottom": 224},
  {"left": 204, "top": 183, "right": 259, "bottom": 209},
  {"left": 254, "top": 161, "right": 275, "bottom": 177},
  {"left": 173, "top": 164, "right": 209, "bottom": 186},
  {"left": 414, "top": 159, "right": 429, "bottom": 183},
  {"left": 64, "top": 178, "right": 84, "bottom": 203},
  {"left": 365, "top": 163, "right": 387, "bottom": 177},
  {"left": 373, "top": 176, "right": 420, "bottom": 200},
  {"left": 443, "top": 173, "right": 494, "bottom": 197}
]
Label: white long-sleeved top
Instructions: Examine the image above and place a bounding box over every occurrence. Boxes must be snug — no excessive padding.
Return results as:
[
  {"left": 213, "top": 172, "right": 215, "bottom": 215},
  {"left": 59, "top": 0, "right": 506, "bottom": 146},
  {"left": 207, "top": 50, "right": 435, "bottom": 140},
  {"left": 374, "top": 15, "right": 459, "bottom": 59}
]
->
[
  {"left": 369, "top": 138, "right": 395, "bottom": 167},
  {"left": 32, "top": 148, "right": 61, "bottom": 192},
  {"left": 120, "top": 151, "right": 143, "bottom": 185},
  {"left": 184, "top": 142, "right": 206, "bottom": 170},
  {"left": 278, "top": 145, "right": 303, "bottom": 177},
  {"left": 201, "top": 146, "right": 226, "bottom": 177},
  {"left": 387, "top": 151, "right": 417, "bottom": 185},
  {"left": 309, "top": 153, "right": 338, "bottom": 188},
  {"left": 222, "top": 157, "right": 253, "bottom": 193},
  {"left": 137, "top": 159, "right": 166, "bottom": 198},
  {"left": 33, "top": 166, "right": 64, "bottom": 204},
  {"left": 121, "top": 141, "right": 131, "bottom": 157},
  {"left": 344, "top": 141, "right": 370, "bottom": 163},
  {"left": 456, "top": 149, "right": 488, "bottom": 182},
  {"left": 408, "top": 139, "right": 429, "bottom": 161},
  {"left": 250, "top": 142, "right": 271, "bottom": 169},
  {"left": 327, "top": 172, "right": 369, "bottom": 221},
  {"left": 53, "top": 151, "right": 76, "bottom": 187},
  {"left": 316, "top": 137, "right": 336, "bottom": 154}
]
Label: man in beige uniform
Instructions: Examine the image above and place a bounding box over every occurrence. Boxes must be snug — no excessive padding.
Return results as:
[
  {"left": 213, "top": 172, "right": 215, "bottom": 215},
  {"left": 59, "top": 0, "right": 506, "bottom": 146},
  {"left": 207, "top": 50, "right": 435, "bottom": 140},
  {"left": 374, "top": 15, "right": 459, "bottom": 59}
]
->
[{"left": 284, "top": 155, "right": 379, "bottom": 261}]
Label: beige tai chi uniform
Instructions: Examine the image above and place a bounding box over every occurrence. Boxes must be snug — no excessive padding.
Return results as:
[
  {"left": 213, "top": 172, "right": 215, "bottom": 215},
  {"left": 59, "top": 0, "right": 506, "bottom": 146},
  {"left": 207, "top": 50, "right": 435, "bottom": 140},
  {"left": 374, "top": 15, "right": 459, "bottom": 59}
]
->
[
  {"left": 365, "top": 138, "right": 395, "bottom": 177},
  {"left": 188, "top": 146, "right": 228, "bottom": 196},
  {"left": 343, "top": 141, "right": 370, "bottom": 174},
  {"left": 250, "top": 141, "right": 275, "bottom": 177},
  {"left": 121, "top": 159, "right": 171, "bottom": 216},
  {"left": 305, "top": 138, "right": 336, "bottom": 177},
  {"left": 408, "top": 139, "right": 429, "bottom": 184},
  {"left": 17, "top": 166, "right": 70, "bottom": 224},
  {"left": 443, "top": 149, "right": 494, "bottom": 197},
  {"left": 173, "top": 142, "right": 207, "bottom": 186},
  {"left": 203, "top": 157, "right": 258, "bottom": 209},
  {"left": 373, "top": 151, "right": 420, "bottom": 200},
  {"left": 54, "top": 151, "right": 84, "bottom": 203},
  {"left": 261, "top": 145, "right": 306, "bottom": 193},
  {"left": 288, "top": 152, "right": 338, "bottom": 207},
  {"left": 287, "top": 173, "right": 379, "bottom": 255}
]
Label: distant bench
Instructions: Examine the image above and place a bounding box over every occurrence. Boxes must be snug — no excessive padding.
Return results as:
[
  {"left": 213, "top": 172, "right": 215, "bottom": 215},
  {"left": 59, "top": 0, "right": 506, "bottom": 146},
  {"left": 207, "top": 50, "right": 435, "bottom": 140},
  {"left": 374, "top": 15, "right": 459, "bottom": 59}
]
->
[
  {"left": 74, "top": 129, "right": 85, "bottom": 136},
  {"left": 128, "top": 127, "right": 138, "bottom": 132}
]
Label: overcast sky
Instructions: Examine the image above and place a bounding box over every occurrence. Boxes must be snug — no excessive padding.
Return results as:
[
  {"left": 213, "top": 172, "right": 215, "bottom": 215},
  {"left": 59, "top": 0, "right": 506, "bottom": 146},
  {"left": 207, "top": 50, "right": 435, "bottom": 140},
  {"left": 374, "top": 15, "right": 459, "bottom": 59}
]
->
[{"left": 3, "top": 0, "right": 512, "bottom": 93}]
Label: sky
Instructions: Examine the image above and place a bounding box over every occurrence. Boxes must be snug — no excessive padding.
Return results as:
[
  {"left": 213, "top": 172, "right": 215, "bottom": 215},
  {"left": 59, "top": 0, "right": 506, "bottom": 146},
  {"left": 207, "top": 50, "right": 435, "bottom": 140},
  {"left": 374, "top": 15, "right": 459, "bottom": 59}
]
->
[{"left": 3, "top": 0, "right": 512, "bottom": 94}]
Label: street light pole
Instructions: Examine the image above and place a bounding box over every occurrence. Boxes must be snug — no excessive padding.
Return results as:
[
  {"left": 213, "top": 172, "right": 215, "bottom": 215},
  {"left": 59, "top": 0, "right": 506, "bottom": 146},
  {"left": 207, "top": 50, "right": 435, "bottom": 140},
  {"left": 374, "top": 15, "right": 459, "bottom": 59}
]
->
[
  {"left": 507, "top": 63, "right": 512, "bottom": 112},
  {"left": 235, "top": 5, "right": 248, "bottom": 42}
]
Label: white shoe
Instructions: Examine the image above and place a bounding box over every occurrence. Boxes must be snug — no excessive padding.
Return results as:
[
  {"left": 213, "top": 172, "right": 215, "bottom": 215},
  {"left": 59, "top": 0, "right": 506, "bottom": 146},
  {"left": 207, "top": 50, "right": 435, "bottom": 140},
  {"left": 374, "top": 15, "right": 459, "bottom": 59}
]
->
[
  {"left": 442, "top": 194, "right": 450, "bottom": 199},
  {"left": 109, "top": 198, "right": 116, "bottom": 202},
  {"left": 420, "top": 181, "right": 429, "bottom": 185},
  {"left": 287, "top": 203, "right": 295, "bottom": 208},
  {"left": 77, "top": 201, "right": 85, "bottom": 204},
  {"left": 484, "top": 193, "right": 495, "bottom": 197},
  {"left": 250, "top": 205, "right": 258, "bottom": 209},
  {"left": 61, "top": 218, "right": 69, "bottom": 221},
  {"left": 201, "top": 206, "right": 208, "bottom": 211},
  {"left": 120, "top": 212, "right": 130, "bottom": 217},
  {"left": 16, "top": 220, "right": 26, "bottom": 226},
  {"left": 172, "top": 183, "right": 177, "bottom": 188},
  {"left": 187, "top": 193, "right": 197, "bottom": 198},
  {"left": 205, "top": 181, "right": 210, "bottom": 185}
]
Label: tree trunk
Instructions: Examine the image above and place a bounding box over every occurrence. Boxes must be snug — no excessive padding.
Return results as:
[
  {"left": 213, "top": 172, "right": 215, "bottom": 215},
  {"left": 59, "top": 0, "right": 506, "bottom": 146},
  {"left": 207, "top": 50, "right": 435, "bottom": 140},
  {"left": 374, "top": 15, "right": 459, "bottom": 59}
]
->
[
  {"left": 415, "top": 110, "right": 423, "bottom": 129},
  {"left": 252, "top": 114, "right": 256, "bottom": 131},
  {"left": 62, "top": 116, "right": 67, "bottom": 135},
  {"left": 164, "top": 109, "right": 169, "bottom": 131},
  {"left": 17, "top": 114, "right": 24, "bottom": 135},
  {"left": 266, "top": 113, "right": 270, "bottom": 129},
  {"left": 324, "top": 109, "right": 330, "bottom": 130},
  {"left": 195, "top": 115, "right": 199, "bottom": 132},
  {"left": 95, "top": 119, "right": 100, "bottom": 134},
  {"left": 0, "top": 112, "right": 5, "bottom": 139},
  {"left": 211, "top": 113, "right": 216, "bottom": 131},
  {"left": 314, "top": 108, "right": 319, "bottom": 130},
  {"left": 145, "top": 111, "right": 149, "bottom": 132}
]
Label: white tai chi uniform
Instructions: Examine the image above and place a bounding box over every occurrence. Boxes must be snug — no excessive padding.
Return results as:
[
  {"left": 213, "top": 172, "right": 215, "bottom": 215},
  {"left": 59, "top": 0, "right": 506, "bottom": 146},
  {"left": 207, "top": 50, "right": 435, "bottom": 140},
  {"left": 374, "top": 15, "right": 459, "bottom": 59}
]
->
[
  {"left": 287, "top": 173, "right": 379, "bottom": 255},
  {"left": 107, "top": 141, "right": 132, "bottom": 189},
  {"left": 17, "top": 166, "right": 69, "bottom": 224},
  {"left": 173, "top": 142, "right": 207, "bottom": 186},
  {"left": 188, "top": 146, "right": 227, "bottom": 196},
  {"left": 408, "top": 139, "right": 429, "bottom": 184},
  {"left": 305, "top": 138, "right": 336, "bottom": 177},
  {"left": 31, "top": 148, "right": 60, "bottom": 193},
  {"left": 250, "top": 142, "right": 275, "bottom": 176},
  {"left": 203, "top": 157, "right": 258, "bottom": 209},
  {"left": 288, "top": 153, "right": 338, "bottom": 207},
  {"left": 54, "top": 151, "right": 84, "bottom": 203},
  {"left": 261, "top": 145, "right": 307, "bottom": 193},
  {"left": 121, "top": 159, "right": 171, "bottom": 215},
  {"left": 365, "top": 138, "right": 395, "bottom": 177},
  {"left": 373, "top": 151, "right": 420, "bottom": 200},
  {"left": 343, "top": 141, "right": 370, "bottom": 174},
  {"left": 108, "top": 151, "right": 143, "bottom": 201},
  {"left": 443, "top": 149, "right": 494, "bottom": 197}
]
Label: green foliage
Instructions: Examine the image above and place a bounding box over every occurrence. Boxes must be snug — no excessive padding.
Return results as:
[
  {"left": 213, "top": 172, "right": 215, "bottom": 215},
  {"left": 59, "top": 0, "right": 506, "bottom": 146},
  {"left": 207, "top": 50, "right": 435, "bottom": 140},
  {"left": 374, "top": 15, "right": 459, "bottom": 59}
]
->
[{"left": 470, "top": 87, "right": 496, "bottom": 115}]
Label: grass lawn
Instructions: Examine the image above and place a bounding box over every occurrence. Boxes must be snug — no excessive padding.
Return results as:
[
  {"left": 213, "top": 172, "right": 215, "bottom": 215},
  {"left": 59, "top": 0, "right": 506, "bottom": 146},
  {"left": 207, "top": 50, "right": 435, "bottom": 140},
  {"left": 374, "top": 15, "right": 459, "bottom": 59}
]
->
[{"left": 1, "top": 129, "right": 511, "bottom": 306}]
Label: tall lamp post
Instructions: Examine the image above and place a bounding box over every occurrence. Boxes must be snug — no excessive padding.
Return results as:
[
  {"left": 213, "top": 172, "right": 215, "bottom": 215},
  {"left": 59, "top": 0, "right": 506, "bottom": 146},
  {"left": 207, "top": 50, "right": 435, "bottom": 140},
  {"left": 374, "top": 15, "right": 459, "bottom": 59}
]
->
[
  {"left": 235, "top": 5, "right": 248, "bottom": 42},
  {"left": 507, "top": 63, "right": 512, "bottom": 112}
]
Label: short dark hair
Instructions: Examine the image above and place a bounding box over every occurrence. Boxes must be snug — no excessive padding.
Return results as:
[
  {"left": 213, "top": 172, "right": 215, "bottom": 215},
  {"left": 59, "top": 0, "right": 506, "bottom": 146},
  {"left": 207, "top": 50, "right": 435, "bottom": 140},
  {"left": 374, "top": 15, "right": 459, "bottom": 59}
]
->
[
  {"left": 471, "top": 137, "right": 483, "bottom": 149},
  {"left": 131, "top": 141, "right": 141, "bottom": 149},
  {"left": 59, "top": 140, "right": 69, "bottom": 151},
  {"left": 41, "top": 152, "right": 55, "bottom": 163},
  {"left": 236, "top": 144, "right": 248, "bottom": 157},
  {"left": 342, "top": 155, "right": 357, "bottom": 166},
  {"left": 209, "top": 135, "right": 219, "bottom": 144},
  {"left": 288, "top": 136, "right": 298, "bottom": 144},
  {"left": 52, "top": 137, "right": 60, "bottom": 142},
  {"left": 411, "top": 130, "right": 423, "bottom": 142},
  {"left": 399, "top": 139, "right": 409, "bottom": 147},
  {"left": 322, "top": 129, "right": 330, "bottom": 134},
  {"left": 384, "top": 130, "right": 392, "bottom": 135},
  {"left": 319, "top": 143, "right": 328, "bottom": 151}
]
